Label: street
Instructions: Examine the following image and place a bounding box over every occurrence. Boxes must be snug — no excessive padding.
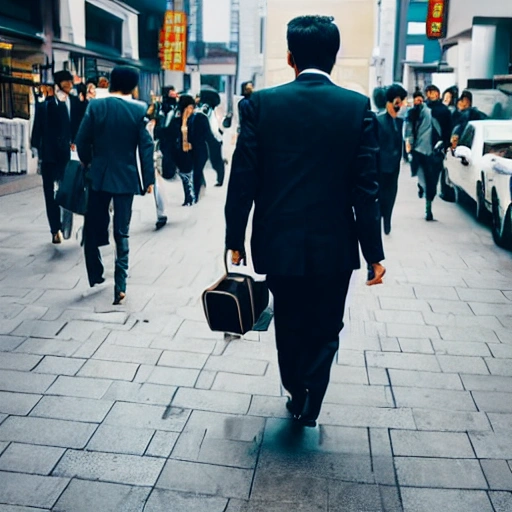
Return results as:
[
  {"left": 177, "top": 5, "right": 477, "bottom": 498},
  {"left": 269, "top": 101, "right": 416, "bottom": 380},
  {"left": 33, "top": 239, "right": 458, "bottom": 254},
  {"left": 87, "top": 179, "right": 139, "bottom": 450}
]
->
[{"left": 0, "top": 165, "right": 512, "bottom": 512}]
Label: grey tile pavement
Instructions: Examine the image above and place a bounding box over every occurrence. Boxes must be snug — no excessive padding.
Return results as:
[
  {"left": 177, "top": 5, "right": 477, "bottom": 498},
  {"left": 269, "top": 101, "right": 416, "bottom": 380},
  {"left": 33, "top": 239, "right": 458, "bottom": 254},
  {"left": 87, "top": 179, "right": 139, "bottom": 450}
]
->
[{"left": 1, "top": 171, "right": 512, "bottom": 509}]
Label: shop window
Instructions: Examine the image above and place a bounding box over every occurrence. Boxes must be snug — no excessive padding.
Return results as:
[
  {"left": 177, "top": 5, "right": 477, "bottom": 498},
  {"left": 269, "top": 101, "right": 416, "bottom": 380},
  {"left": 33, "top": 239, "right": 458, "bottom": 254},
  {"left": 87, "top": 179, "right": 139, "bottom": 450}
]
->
[
  {"left": 85, "top": 2, "right": 123, "bottom": 55},
  {"left": 0, "top": 0, "right": 42, "bottom": 29}
]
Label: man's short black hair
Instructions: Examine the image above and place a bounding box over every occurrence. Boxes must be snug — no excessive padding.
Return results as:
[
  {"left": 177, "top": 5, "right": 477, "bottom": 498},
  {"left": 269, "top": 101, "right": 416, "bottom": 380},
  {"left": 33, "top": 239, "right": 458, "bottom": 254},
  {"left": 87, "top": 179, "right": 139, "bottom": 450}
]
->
[
  {"left": 287, "top": 15, "right": 340, "bottom": 74},
  {"left": 413, "top": 90, "right": 424, "bottom": 99},
  {"left": 241, "top": 81, "right": 253, "bottom": 96},
  {"left": 386, "top": 84, "right": 408, "bottom": 103},
  {"left": 373, "top": 87, "right": 387, "bottom": 110},
  {"left": 460, "top": 89, "right": 473, "bottom": 104},
  {"left": 425, "top": 84, "right": 440, "bottom": 94},
  {"left": 177, "top": 94, "right": 195, "bottom": 113},
  {"left": 109, "top": 66, "right": 139, "bottom": 95}
]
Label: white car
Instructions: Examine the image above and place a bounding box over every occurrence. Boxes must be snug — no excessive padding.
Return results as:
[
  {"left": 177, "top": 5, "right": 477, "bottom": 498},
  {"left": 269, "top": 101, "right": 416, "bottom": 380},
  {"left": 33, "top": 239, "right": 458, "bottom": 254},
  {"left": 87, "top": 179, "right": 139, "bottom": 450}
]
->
[
  {"left": 445, "top": 120, "right": 512, "bottom": 248},
  {"left": 482, "top": 154, "right": 512, "bottom": 249}
]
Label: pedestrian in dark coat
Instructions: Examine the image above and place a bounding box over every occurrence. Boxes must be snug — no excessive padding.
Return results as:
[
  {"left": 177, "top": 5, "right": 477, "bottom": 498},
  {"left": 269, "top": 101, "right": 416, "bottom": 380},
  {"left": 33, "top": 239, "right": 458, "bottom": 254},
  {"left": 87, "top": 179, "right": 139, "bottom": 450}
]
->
[
  {"left": 377, "top": 84, "right": 408, "bottom": 235},
  {"left": 31, "top": 70, "right": 85, "bottom": 243},
  {"left": 225, "top": 15, "right": 385, "bottom": 427},
  {"left": 76, "top": 65, "right": 155, "bottom": 305}
]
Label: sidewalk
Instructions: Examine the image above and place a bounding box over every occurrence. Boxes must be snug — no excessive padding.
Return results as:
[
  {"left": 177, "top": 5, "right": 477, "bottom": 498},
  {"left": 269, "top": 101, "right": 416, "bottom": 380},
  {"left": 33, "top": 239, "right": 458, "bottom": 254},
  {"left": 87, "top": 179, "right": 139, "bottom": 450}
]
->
[{"left": 0, "top": 166, "right": 512, "bottom": 511}]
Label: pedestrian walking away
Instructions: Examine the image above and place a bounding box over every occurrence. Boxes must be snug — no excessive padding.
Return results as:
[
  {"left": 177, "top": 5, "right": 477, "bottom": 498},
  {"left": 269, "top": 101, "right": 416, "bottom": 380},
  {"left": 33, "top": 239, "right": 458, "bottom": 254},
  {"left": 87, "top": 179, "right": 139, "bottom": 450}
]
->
[
  {"left": 30, "top": 70, "right": 86, "bottom": 244},
  {"left": 225, "top": 15, "right": 385, "bottom": 428},
  {"left": 76, "top": 65, "right": 155, "bottom": 305},
  {"left": 377, "top": 84, "right": 408, "bottom": 235}
]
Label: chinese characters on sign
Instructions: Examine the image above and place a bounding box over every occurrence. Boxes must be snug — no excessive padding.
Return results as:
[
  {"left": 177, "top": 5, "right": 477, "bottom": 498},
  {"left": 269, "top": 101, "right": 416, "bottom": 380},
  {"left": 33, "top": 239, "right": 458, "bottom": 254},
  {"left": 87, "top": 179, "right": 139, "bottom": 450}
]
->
[
  {"left": 159, "top": 11, "right": 187, "bottom": 72},
  {"left": 426, "top": 0, "right": 448, "bottom": 39}
]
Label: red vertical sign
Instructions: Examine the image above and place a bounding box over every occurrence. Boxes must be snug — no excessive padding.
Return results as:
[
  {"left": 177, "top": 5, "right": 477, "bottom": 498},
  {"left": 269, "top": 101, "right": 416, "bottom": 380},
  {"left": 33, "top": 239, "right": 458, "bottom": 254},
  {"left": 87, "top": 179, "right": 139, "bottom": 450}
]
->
[{"left": 426, "top": 0, "right": 448, "bottom": 39}]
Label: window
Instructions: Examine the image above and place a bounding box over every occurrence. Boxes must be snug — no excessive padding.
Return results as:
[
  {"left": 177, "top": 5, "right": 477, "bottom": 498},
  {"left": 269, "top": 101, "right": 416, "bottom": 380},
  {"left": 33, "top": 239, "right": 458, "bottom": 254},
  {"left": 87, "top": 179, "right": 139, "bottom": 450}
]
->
[
  {"left": 407, "top": 22, "right": 426, "bottom": 35},
  {"left": 459, "top": 125, "right": 476, "bottom": 149},
  {"left": 405, "top": 45, "right": 424, "bottom": 62},
  {"left": 85, "top": 2, "right": 123, "bottom": 55},
  {"left": 0, "top": 0, "right": 42, "bottom": 29}
]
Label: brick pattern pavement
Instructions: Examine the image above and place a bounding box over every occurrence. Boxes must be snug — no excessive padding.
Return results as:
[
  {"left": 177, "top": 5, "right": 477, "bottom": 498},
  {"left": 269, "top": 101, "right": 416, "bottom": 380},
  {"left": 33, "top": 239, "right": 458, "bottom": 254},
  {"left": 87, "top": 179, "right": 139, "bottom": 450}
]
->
[{"left": 0, "top": 167, "right": 511, "bottom": 511}]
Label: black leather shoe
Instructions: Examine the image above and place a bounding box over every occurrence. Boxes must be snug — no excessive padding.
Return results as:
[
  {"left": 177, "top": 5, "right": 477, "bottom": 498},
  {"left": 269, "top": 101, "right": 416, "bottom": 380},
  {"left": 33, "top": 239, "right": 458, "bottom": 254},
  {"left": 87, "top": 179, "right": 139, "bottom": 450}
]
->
[
  {"left": 155, "top": 217, "right": 167, "bottom": 230},
  {"left": 294, "top": 415, "right": 317, "bottom": 428},
  {"left": 113, "top": 291, "right": 126, "bottom": 305}
]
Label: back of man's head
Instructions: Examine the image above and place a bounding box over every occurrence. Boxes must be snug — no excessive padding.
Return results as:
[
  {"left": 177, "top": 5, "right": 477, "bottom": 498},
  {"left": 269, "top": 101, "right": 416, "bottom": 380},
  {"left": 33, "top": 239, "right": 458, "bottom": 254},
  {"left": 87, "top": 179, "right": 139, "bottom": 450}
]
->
[
  {"left": 460, "top": 89, "right": 473, "bottom": 106},
  {"left": 110, "top": 66, "right": 139, "bottom": 95},
  {"left": 425, "top": 84, "right": 440, "bottom": 95},
  {"left": 287, "top": 15, "right": 340, "bottom": 74},
  {"left": 386, "top": 84, "right": 408, "bottom": 103}
]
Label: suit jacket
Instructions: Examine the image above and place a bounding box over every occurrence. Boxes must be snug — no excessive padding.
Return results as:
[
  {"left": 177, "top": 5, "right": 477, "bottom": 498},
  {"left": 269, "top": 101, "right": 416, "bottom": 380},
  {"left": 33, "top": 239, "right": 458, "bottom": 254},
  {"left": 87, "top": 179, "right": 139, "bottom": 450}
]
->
[
  {"left": 377, "top": 112, "right": 404, "bottom": 174},
  {"left": 225, "top": 72, "right": 385, "bottom": 276},
  {"left": 76, "top": 96, "right": 155, "bottom": 195},
  {"left": 31, "top": 95, "right": 86, "bottom": 169},
  {"left": 427, "top": 100, "right": 452, "bottom": 149}
]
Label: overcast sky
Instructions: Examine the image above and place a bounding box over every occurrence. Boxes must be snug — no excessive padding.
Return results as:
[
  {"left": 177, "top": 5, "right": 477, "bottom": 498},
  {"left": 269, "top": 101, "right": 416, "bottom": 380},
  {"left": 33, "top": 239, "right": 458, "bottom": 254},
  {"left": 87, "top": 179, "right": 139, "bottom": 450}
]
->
[{"left": 203, "top": 0, "right": 231, "bottom": 42}]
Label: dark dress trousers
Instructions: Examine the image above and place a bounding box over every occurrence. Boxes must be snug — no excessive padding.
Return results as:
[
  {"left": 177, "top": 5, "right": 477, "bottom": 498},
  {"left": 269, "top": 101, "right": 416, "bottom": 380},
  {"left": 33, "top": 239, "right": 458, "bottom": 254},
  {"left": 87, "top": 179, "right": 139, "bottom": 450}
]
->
[
  {"left": 225, "top": 73, "right": 384, "bottom": 420},
  {"left": 31, "top": 95, "right": 86, "bottom": 234},
  {"left": 76, "top": 96, "right": 155, "bottom": 297},
  {"left": 376, "top": 112, "right": 404, "bottom": 228}
]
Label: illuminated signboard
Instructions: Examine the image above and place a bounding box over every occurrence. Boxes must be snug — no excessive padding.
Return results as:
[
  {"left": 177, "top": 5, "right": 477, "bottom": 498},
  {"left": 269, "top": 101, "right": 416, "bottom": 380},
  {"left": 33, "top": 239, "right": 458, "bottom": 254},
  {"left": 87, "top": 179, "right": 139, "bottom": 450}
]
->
[
  {"left": 426, "top": 0, "right": 448, "bottom": 39},
  {"left": 159, "top": 11, "right": 187, "bottom": 72}
]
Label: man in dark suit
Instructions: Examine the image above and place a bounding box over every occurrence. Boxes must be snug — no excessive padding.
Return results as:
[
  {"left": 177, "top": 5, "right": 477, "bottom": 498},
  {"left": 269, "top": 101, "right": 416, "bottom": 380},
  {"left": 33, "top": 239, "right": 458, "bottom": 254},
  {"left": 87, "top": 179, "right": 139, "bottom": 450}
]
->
[
  {"left": 31, "top": 70, "right": 85, "bottom": 243},
  {"left": 377, "top": 84, "right": 408, "bottom": 235},
  {"left": 76, "top": 66, "right": 155, "bottom": 305},
  {"left": 225, "top": 16, "right": 385, "bottom": 427}
]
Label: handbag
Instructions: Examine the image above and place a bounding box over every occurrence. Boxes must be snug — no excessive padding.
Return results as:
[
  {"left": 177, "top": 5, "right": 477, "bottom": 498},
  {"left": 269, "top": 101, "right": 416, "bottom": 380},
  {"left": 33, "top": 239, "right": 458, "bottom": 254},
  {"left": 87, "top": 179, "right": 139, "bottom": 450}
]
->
[
  {"left": 202, "top": 252, "right": 270, "bottom": 335},
  {"left": 55, "top": 160, "right": 89, "bottom": 215}
]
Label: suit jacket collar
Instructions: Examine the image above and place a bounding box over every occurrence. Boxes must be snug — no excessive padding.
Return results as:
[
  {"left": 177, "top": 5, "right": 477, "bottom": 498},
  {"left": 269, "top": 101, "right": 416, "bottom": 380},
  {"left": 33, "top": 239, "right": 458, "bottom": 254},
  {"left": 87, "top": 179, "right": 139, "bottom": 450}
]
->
[{"left": 296, "top": 72, "right": 333, "bottom": 85}]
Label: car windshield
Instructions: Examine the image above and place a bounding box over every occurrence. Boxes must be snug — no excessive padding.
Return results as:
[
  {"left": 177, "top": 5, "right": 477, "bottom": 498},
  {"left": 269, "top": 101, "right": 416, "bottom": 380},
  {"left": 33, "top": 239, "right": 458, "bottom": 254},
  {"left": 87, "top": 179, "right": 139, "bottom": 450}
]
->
[{"left": 483, "top": 125, "right": 512, "bottom": 159}]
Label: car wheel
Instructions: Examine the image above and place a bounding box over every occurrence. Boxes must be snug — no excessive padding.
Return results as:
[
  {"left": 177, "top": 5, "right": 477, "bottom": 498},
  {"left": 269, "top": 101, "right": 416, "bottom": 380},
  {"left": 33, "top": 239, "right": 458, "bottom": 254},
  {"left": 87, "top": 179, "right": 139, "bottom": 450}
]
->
[
  {"left": 476, "top": 181, "right": 490, "bottom": 224},
  {"left": 491, "top": 191, "right": 509, "bottom": 249},
  {"left": 439, "top": 167, "right": 455, "bottom": 203}
]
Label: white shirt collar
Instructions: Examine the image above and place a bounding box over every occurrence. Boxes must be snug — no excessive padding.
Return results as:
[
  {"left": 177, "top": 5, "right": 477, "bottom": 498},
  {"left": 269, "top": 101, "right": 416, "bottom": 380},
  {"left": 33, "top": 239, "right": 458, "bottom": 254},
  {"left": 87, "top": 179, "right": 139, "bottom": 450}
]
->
[{"left": 299, "top": 68, "right": 333, "bottom": 82}]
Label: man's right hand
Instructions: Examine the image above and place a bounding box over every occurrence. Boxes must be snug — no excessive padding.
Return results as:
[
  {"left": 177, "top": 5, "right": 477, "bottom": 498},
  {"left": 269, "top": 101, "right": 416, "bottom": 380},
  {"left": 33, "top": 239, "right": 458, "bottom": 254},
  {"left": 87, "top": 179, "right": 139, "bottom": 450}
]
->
[
  {"left": 146, "top": 185, "right": 154, "bottom": 195},
  {"left": 367, "top": 263, "right": 386, "bottom": 286}
]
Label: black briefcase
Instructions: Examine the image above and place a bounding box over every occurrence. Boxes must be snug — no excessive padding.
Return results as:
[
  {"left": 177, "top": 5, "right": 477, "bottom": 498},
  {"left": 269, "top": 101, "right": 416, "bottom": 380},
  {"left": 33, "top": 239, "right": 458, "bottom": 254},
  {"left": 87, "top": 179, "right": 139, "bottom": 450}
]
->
[
  {"left": 55, "top": 160, "right": 89, "bottom": 215},
  {"left": 202, "top": 255, "right": 270, "bottom": 335}
]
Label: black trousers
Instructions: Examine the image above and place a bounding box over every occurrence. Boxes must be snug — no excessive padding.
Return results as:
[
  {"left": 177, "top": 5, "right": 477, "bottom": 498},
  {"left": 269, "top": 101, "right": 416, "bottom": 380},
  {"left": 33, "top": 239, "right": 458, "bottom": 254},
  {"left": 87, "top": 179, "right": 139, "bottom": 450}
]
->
[
  {"left": 414, "top": 151, "right": 442, "bottom": 202},
  {"left": 41, "top": 163, "right": 64, "bottom": 235},
  {"left": 84, "top": 190, "right": 134, "bottom": 295},
  {"left": 380, "top": 170, "right": 400, "bottom": 226},
  {"left": 267, "top": 272, "right": 352, "bottom": 420}
]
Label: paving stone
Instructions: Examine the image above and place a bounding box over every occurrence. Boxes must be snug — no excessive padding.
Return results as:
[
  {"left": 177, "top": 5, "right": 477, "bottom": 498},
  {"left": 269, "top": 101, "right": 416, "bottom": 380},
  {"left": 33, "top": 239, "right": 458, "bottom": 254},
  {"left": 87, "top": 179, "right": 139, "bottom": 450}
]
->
[
  {"left": 145, "top": 431, "right": 179, "bottom": 458},
  {"left": 470, "top": 432, "right": 512, "bottom": 459},
  {"left": 396, "top": 457, "right": 487, "bottom": 489},
  {"left": 320, "top": 404, "right": 416, "bottom": 429},
  {"left": 53, "top": 479, "right": 149, "bottom": 512},
  {"left": 0, "top": 416, "right": 96, "bottom": 448},
  {"left": 379, "top": 297, "right": 431, "bottom": 312},
  {"left": 330, "top": 365, "right": 369, "bottom": 384},
  {"left": 487, "top": 413, "right": 512, "bottom": 432},
  {"left": 366, "top": 352, "right": 441, "bottom": 372},
  {"left": 78, "top": 360, "right": 139, "bottom": 381},
  {"left": 221, "top": 340, "right": 276, "bottom": 361},
  {"left": 472, "top": 392, "right": 512, "bottom": 413},
  {"left": 400, "top": 488, "right": 493, "bottom": 512},
  {"left": 368, "top": 285, "right": 416, "bottom": 298},
  {"left": 391, "top": 430, "right": 474, "bottom": 458},
  {"left": 413, "top": 409, "right": 491, "bottom": 432},
  {"left": 0, "top": 471, "right": 69, "bottom": 509},
  {"left": 0, "top": 353, "right": 42, "bottom": 371},
  {"left": 414, "top": 286, "right": 459, "bottom": 300},
  {"left": 15, "top": 338, "right": 82, "bottom": 357},
  {"left": 0, "top": 443, "right": 64, "bottom": 475},
  {"left": 213, "top": 372, "right": 291, "bottom": 397},
  {"left": 144, "top": 489, "right": 228, "bottom": 512},
  {"left": 12, "top": 320, "right": 65, "bottom": 339},
  {"left": 488, "top": 344, "right": 512, "bottom": 359},
  {"left": 145, "top": 366, "right": 200, "bottom": 387},
  {"left": 172, "top": 388, "right": 251, "bottom": 415},
  {"left": 87, "top": 424, "right": 154, "bottom": 455},
  {"left": 103, "top": 381, "right": 176, "bottom": 405},
  {"left": 151, "top": 337, "right": 217, "bottom": 354},
  {"left": 33, "top": 356, "right": 86, "bottom": 375},
  {"left": 486, "top": 359, "right": 512, "bottom": 377},
  {"left": 398, "top": 338, "right": 434, "bottom": 354},
  {"left": 437, "top": 355, "right": 489, "bottom": 375},
  {"left": 46, "top": 376, "right": 112, "bottom": 398},
  {"left": 457, "top": 288, "right": 510, "bottom": 303},
  {"left": 423, "top": 312, "right": 502, "bottom": 329},
  {"left": 0, "top": 391, "right": 41, "bottom": 415},
  {"left": 324, "top": 383, "right": 393, "bottom": 407},
  {"left": 386, "top": 323, "right": 440, "bottom": 339},
  {"left": 0, "top": 319, "right": 23, "bottom": 335},
  {"left": 93, "top": 344, "right": 162, "bottom": 365},
  {"left": 30, "top": 395, "right": 113, "bottom": 423},
  {"left": 104, "top": 402, "right": 189, "bottom": 432},
  {"left": 461, "top": 374, "right": 512, "bottom": 392},
  {"left": 0, "top": 370, "right": 55, "bottom": 394},
  {"left": 428, "top": 299, "right": 475, "bottom": 315},
  {"left": 439, "top": 326, "right": 499, "bottom": 342},
  {"left": 375, "top": 310, "right": 425, "bottom": 325},
  {"left": 379, "top": 337, "right": 401, "bottom": 352},
  {"left": 247, "top": 395, "right": 290, "bottom": 419},
  {"left": 336, "top": 349, "right": 366, "bottom": 367},
  {"left": 432, "top": 340, "right": 492, "bottom": 357},
  {"left": 328, "top": 482, "right": 382, "bottom": 512},
  {"left": 470, "top": 303, "right": 512, "bottom": 316},
  {"left": 158, "top": 350, "right": 209, "bottom": 369},
  {"left": 369, "top": 428, "right": 395, "bottom": 485},
  {"left": 481, "top": 460, "right": 512, "bottom": 491},
  {"left": 0, "top": 335, "right": 25, "bottom": 352},
  {"left": 53, "top": 449, "right": 164, "bottom": 486},
  {"left": 104, "top": 330, "right": 156, "bottom": 348},
  {"left": 204, "top": 355, "right": 268, "bottom": 375},
  {"left": 72, "top": 330, "right": 109, "bottom": 359},
  {"left": 0, "top": 442, "right": 7, "bottom": 455},
  {"left": 388, "top": 369, "right": 463, "bottom": 390},
  {"left": 0, "top": 504, "right": 48, "bottom": 511},
  {"left": 237, "top": 499, "right": 326, "bottom": 512},
  {"left": 489, "top": 491, "right": 512, "bottom": 512},
  {"left": 195, "top": 370, "right": 217, "bottom": 389},
  {"left": 393, "top": 387, "right": 477, "bottom": 412},
  {"left": 367, "top": 367, "right": 389, "bottom": 386},
  {"left": 156, "top": 459, "right": 253, "bottom": 499}
]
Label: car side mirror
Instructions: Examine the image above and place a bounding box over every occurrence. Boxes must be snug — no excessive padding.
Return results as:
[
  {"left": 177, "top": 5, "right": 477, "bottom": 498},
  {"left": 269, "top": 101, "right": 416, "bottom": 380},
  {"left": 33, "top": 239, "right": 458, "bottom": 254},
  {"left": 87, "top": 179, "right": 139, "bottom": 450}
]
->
[{"left": 454, "top": 146, "right": 472, "bottom": 166}]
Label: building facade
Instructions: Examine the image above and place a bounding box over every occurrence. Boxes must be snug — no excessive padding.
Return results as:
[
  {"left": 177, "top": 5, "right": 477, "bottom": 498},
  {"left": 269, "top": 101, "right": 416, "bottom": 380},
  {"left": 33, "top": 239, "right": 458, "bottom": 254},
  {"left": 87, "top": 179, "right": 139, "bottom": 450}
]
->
[{"left": 264, "top": 0, "right": 375, "bottom": 95}]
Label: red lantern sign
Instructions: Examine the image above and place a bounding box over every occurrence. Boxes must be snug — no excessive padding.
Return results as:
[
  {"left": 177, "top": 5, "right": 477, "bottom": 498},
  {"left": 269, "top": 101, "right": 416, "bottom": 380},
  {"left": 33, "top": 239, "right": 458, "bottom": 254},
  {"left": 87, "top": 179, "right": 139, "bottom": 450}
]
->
[
  {"left": 159, "top": 11, "right": 187, "bottom": 72},
  {"left": 426, "top": 0, "right": 448, "bottom": 39}
]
